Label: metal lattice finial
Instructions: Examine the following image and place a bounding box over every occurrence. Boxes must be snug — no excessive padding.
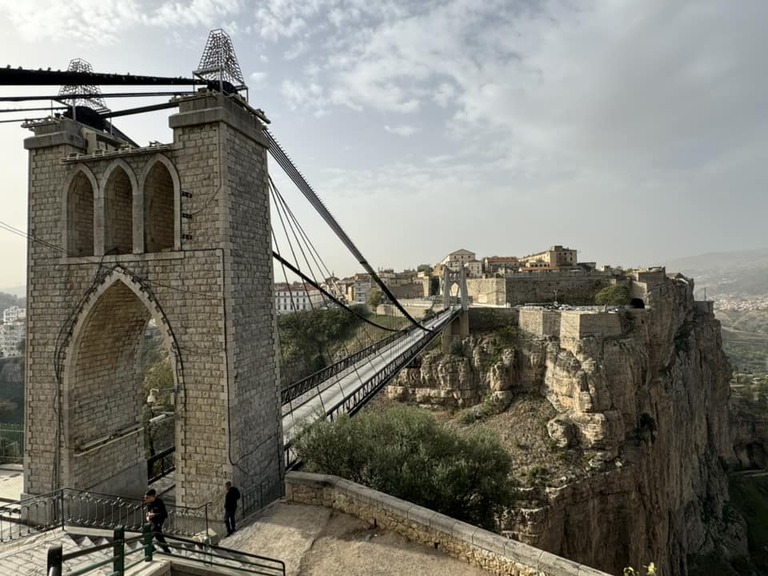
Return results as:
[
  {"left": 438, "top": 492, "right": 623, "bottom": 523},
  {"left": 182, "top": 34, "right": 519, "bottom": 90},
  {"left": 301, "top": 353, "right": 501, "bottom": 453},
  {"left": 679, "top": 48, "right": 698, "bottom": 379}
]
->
[
  {"left": 58, "top": 58, "right": 108, "bottom": 112},
  {"left": 194, "top": 29, "right": 247, "bottom": 97}
]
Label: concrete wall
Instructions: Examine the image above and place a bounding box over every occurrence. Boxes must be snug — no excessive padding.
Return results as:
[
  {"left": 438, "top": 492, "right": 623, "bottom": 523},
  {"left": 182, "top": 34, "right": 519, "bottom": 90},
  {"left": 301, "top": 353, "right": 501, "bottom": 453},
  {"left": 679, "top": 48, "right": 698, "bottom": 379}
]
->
[
  {"left": 24, "top": 93, "right": 282, "bottom": 507},
  {"left": 285, "top": 472, "right": 610, "bottom": 576}
]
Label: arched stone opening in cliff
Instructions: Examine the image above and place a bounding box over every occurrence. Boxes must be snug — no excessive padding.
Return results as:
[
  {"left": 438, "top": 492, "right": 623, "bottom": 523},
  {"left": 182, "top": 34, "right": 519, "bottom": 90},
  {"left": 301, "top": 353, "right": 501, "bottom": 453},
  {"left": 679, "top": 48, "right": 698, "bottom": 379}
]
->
[
  {"left": 630, "top": 298, "right": 645, "bottom": 309},
  {"left": 63, "top": 280, "right": 177, "bottom": 497},
  {"left": 104, "top": 166, "right": 134, "bottom": 255},
  {"left": 66, "top": 171, "right": 94, "bottom": 257},
  {"left": 144, "top": 161, "right": 176, "bottom": 253}
]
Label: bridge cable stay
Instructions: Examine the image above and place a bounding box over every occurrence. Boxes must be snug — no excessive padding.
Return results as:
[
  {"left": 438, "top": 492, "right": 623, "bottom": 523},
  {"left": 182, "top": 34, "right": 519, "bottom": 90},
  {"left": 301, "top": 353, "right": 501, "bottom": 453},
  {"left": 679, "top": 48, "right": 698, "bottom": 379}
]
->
[
  {"left": 270, "top": 178, "right": 402, "bottom": 406},
  {"left": 269, "top": 179, "right": 403, "bottom": 333},
  {"left": 264, "top": 129, "right": 430, "bottom": 332},
  {"left": 270, "top": 176, "right": 406, "bottom": 391}
]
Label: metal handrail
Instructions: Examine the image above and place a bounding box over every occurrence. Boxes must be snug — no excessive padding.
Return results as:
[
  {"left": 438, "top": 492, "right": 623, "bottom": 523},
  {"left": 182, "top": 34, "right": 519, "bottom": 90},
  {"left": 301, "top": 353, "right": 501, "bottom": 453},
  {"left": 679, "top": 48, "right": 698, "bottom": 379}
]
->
[
  {"left": 147, "top": 446, "right": 175, "bottom": 483},
  {"left": 284, "top": 308, "right": 459, "bottom": 469},
  {"left": 280, "top": 327, "right": 409, "bottom": 405},
  {"left": 1, "top": 487, "right": 212, "bottom": 543},
  {"left": 46, "top": 524, "right": 286, "bottom": 576}
]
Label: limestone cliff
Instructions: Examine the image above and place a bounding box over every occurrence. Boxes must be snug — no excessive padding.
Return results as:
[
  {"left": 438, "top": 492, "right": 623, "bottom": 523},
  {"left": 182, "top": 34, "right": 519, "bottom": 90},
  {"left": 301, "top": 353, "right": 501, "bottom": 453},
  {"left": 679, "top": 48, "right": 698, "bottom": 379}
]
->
[{"left": 389, "top": 277, "right": 748, "bottom": 575}]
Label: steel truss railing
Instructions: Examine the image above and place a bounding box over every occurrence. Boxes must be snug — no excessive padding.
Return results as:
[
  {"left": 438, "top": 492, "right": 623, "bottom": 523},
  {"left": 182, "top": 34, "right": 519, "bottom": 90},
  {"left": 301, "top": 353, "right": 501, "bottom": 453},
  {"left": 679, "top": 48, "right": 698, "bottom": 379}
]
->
[
  {"left": 283, "top": 308, "right": 461, "bottom": 469},
  {"left": 280, "top": 328, "right": 408, "bottom": 406}
]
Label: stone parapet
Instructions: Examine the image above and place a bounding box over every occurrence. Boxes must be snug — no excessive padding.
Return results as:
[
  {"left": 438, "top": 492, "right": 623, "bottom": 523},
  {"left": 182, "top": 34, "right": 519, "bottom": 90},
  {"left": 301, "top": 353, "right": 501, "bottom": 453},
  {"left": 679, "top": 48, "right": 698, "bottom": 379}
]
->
[{"left": 285, "top": 472, "right": 610, "bottom": 576}]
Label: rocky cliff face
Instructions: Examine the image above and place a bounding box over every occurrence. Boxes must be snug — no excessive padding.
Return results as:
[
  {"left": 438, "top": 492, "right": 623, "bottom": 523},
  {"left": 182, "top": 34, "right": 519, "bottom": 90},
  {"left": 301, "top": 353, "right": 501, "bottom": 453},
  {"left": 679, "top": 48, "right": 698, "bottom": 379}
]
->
[{"left": 389, "top": 278, "right": 747, "bottom": 575}]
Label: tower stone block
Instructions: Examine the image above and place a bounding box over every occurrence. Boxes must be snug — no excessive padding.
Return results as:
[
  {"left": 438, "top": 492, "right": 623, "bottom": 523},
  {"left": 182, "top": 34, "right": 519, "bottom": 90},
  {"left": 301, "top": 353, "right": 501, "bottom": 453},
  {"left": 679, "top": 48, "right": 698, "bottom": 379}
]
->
[{"left": 23, "top": 93, "right": 282, "bottom": 508}]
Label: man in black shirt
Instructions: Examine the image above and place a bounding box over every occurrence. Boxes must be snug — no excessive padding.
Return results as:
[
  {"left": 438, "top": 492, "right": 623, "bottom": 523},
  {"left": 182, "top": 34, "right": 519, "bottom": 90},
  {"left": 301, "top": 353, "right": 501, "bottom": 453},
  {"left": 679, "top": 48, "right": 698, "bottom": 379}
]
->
[
  {"left": 144, "top": 489, "right": 171, "bottom": 554},
  {"left": 224, "top": 481, "right": 241, "bottom": 535}
]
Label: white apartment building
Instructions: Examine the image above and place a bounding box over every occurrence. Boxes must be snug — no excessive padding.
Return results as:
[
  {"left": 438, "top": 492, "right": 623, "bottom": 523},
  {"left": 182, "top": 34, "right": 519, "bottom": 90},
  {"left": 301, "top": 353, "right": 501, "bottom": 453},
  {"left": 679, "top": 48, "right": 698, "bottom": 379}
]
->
[
  {"left": 0, "top": 319, "right": 25, "bottom": 358},
  {"left": 3, "top": 306, "right": 26, "bottom": 324},
  {"left": 274, "top": 282, "right": 325, "bottom": 314}
]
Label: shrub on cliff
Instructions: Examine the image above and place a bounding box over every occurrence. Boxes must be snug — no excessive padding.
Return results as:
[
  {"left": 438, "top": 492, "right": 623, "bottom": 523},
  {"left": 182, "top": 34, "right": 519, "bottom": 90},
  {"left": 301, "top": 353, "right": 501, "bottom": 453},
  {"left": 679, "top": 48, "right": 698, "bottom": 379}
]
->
[
  {"left": 294, "top": 405, "right": 514, "bottom": 530},
  {"left": 595, "top": 284, "right": 631, "bottom": 306}
]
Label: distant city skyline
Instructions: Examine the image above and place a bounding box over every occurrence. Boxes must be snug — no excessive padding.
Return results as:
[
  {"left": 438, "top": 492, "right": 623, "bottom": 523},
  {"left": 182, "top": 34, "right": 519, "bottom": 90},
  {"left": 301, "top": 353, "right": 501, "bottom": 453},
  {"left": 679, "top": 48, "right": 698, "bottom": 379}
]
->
[{"left": 2, "top": 1, "right": 768, "bottom": 290}]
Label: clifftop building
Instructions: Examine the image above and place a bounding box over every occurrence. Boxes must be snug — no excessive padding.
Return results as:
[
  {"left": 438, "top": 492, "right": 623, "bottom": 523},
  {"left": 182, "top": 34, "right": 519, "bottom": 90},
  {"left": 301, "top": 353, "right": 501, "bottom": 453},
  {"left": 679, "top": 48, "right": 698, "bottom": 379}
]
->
[{"left": 518, "top": 245, "right": 578, "bottom": 271}]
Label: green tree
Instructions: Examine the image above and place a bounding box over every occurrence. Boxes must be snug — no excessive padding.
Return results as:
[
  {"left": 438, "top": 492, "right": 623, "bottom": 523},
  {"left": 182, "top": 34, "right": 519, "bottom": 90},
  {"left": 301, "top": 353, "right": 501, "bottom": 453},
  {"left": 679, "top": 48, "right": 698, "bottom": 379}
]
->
[
  {"left": 295, "top": 405, "right": 515, "bottom": 530},
  {"left": 368, "top": 288, "right": 382, "bottom": 311},
  {"left": 417, "top": 264, "right": 433, "bottom": 275},
  {"left": 595, "top": 284, "right": 631, "bottom": 306}
]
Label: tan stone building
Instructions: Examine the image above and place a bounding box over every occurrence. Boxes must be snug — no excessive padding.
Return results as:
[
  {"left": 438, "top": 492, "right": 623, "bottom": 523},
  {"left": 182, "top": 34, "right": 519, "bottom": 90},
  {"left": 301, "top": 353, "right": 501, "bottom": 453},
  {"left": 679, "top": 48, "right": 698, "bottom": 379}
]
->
[{"left": 519, "top": 245, "right": 578, "bottom": 270}]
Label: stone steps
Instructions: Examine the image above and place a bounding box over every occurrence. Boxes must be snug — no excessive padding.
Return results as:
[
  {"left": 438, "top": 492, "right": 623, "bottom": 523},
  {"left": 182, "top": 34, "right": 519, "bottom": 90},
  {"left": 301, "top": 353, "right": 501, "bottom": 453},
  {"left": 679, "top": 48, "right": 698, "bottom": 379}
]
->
[{"left": 0, "top": 526, "right": 283, "bottom": 576}]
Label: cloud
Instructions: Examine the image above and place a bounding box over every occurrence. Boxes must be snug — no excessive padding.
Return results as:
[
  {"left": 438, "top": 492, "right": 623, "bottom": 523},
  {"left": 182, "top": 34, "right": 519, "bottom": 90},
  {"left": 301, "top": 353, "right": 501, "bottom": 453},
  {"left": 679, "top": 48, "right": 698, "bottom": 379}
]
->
[
  {"left": 0, "top": 0, "right": 244, "bottom": 45},
  {"left": 384, "top": 125, "right": 418, "bottom": 137},
  {"left": 250, "top": 71, "right": 268, "bottom": 84}
]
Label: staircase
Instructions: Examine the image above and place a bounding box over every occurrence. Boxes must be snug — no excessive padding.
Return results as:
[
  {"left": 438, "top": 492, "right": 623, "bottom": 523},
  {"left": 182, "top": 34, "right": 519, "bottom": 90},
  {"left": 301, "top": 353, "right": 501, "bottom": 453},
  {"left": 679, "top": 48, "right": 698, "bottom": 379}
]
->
[{"left": 0, "top": 525, "right": 285, "bottom": 575}]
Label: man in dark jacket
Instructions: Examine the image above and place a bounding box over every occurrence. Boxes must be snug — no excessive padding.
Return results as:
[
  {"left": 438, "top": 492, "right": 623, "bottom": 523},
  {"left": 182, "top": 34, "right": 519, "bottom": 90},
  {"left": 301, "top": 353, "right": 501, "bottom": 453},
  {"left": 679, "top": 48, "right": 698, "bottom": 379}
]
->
[
  {"left": 224, "top": 481, "right": 241, "bottom": 535},
  {"left": 144, "top": 489, "right": 171, "bottom": 553}
]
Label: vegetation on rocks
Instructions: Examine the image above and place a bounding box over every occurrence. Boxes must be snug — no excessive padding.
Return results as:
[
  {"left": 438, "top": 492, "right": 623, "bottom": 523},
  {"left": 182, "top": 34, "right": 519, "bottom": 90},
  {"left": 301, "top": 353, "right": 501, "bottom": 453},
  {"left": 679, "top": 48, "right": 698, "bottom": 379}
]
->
[
  {"left": 594, "top": 284, "right": 631, "bottom": 305},
  {"left": 278, "top": 306, "right": 408, "bottom": 386},
  {"left": 295, "top": 404, "right": 515, "bottom": 530}
]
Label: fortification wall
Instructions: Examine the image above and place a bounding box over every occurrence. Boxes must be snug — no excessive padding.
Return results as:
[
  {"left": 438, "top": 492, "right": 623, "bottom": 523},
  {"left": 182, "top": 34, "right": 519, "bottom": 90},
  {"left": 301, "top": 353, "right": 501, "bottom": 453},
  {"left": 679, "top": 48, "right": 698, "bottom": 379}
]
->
[
  {"left": 559, "top": 311, "right": 623, "bottom": 339},
  {"left": 466, "top": 278, "right": 506, "bottom": 305},
  {"left": 285, "top": 472, "right": 609, "bottom": 576},
  {"left": 467, "top": 307, "right": 518, "bottom": 332},
  {"left": 518, "top": 309, "right": 561, "bottom": 337},
  {"left": 517, "top": 309, "right": 624, "bottom": 340},
  {"left": 505, "top": 272, "right": 609, "bottom": 306}
]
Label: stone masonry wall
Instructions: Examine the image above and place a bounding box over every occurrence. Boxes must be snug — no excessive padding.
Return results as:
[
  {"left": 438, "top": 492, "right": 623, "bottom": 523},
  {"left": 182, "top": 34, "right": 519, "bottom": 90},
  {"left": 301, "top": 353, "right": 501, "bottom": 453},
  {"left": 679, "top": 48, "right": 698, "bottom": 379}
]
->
[
  {"left": 24, "top": 94, "right": 282, "bottom": 506},
  {"left": 285, "top": 472, "right": 610, "bottom": 576},
  {"left": 559, "top": 311, "right": 623, "bottom": 340},
  {"left": 518, "top": 309, "right": 561, "bottom": 337},
  {"left": 505, "top": 273, "right": 609, "bottom": 306}
]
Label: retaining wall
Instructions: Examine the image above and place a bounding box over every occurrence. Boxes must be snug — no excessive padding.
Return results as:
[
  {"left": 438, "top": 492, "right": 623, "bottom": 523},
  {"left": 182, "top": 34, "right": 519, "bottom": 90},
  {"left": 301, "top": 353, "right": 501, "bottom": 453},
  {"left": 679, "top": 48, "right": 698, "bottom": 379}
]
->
[{"left": 285, "top": 472, "right": 610, "bottom": 576}]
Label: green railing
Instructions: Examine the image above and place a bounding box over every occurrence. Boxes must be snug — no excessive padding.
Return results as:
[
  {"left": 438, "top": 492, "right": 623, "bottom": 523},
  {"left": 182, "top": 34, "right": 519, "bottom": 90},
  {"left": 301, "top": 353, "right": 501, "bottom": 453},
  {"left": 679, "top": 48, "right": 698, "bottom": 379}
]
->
[
  {"left": 46, "top": 524, "right": 286, "bottom": 576},
  {"left": 0, "top": 422, "right": 23, "bottom": 464}
]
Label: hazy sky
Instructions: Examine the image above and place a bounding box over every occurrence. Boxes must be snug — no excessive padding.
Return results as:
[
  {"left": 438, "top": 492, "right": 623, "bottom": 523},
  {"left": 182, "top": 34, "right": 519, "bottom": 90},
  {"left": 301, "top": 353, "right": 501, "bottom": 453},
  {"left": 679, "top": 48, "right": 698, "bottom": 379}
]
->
[{"left": 1, "top": 0, "right": 768, "bottom": 291}]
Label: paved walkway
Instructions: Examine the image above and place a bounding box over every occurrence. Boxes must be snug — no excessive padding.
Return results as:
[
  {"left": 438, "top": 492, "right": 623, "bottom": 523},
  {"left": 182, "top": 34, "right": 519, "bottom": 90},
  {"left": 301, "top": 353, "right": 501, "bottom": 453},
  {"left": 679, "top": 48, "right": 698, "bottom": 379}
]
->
[
  {"left": 0, "top": 465, "right": 23, "bottom": 501},
  {"left": 224, "top": 501, "right": 489, "bottom": 576},
  {"left": 0, "top": 500, "right": 490, "bottom": 575}
]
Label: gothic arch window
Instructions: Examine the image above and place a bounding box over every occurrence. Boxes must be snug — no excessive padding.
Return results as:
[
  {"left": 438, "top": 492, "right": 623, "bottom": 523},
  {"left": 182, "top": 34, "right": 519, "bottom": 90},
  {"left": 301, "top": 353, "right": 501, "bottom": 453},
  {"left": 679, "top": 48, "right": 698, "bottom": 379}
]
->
[
  {"left": 143, "top": 160, "right": 176, "bottom": 253},
  {"left": 103, "top": 163, "right": 135, "bottom": 255},
  {"left": 66, "top": 170, "right": 95, "bottom": 257}
]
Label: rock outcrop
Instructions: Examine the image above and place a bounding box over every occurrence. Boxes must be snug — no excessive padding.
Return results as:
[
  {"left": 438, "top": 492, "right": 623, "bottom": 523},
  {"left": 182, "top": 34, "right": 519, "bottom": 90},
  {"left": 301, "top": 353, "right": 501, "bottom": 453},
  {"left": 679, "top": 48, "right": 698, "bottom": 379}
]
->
[{"left": 389, "top": 277, "right": 748, "bottom": 575}]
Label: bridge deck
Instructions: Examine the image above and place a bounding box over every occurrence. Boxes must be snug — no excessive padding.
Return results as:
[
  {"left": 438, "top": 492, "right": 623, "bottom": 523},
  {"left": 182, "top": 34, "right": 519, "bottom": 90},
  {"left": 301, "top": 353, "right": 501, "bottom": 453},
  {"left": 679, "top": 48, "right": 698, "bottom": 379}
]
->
[{"left": 281, "top": 309, "right": 457, "bottom": 456}]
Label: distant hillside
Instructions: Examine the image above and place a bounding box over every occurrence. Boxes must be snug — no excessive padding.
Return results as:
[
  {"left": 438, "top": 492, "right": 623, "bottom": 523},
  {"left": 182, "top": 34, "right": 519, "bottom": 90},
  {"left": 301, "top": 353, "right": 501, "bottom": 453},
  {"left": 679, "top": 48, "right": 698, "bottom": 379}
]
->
[
  {"left": 665, "top": 249, "right": 768, "bottom": 297},
  {"left": 0, "top": 291, "right": 25, "bottom": 312}
]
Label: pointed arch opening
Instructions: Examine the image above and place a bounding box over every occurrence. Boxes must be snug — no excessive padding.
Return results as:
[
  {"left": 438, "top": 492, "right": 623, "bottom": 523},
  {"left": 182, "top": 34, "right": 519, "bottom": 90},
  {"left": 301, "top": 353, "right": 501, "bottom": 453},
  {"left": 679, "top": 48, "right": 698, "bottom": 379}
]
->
[
  {"left": 144, "top": 161, "right": 175, "bottom": 253},
  {"left": 66, "top": 171, "right": 95, "bottom": 257},
  {"left": 104, "top": 166, "right": 134, "bottom": 255},
  {"left": 63, "top": 278, "right": 178, "bottom": 496}
]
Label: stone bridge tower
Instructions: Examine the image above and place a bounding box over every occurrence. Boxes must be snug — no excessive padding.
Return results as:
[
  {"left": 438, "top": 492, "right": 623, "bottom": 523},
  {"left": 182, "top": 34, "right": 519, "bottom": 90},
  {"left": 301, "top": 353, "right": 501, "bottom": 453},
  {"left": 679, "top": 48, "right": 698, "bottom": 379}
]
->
[
  {"left": 441, "top": 266, "right": 469, "bottom": 352},
  {"left": 23, "top": 91, "right": 282, "bottom": 508}
]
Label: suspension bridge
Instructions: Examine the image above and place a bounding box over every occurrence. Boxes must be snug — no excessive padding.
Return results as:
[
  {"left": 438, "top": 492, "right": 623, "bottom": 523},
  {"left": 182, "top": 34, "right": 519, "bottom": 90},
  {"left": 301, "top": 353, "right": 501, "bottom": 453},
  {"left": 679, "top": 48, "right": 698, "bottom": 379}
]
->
[{"left": 0, "top": 28, "right": 470, "bottom": 515}]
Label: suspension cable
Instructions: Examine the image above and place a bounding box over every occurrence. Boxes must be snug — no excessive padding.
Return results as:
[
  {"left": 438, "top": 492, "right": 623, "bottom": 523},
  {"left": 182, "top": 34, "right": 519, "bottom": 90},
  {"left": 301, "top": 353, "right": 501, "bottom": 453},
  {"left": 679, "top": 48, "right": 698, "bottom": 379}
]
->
[{"left": 265, "top": 129, "right": 429, "bottom": 331}]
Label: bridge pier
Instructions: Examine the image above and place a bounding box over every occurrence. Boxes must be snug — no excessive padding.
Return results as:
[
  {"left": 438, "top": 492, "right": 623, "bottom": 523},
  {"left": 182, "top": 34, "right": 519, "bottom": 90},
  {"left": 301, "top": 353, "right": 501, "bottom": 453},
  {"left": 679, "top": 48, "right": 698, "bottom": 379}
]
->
[
  {"left": 23, "top": 93, "right": 283, "bottom": 510},
  {"left": 441, "top": 312, "right": 470, "bottom": 353}
]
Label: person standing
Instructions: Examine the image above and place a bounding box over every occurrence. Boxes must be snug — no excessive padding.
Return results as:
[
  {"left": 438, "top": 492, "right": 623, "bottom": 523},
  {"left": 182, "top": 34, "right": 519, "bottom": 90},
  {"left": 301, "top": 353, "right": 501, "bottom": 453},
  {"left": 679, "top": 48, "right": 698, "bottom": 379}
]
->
[
  {"left": 144, "top": 489, "right": 171, "bottom": 554},
  {"left": 224, "top": 481, "right": 241, "bottom": 535}
]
